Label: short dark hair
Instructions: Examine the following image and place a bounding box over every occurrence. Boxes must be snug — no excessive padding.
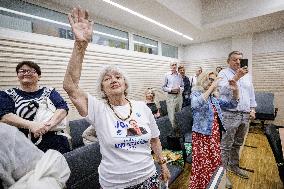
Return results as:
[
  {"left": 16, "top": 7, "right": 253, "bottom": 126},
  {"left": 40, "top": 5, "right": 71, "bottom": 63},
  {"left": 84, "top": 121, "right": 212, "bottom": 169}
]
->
[
  {"left": 178, "top": 65, "right": 185, "bottom": 70},
  {"left": 227, "top": 51, "right": 243, "bottom": 62},
  {"left": 16, "top": 61, "right": 41, "bottom": 76}
]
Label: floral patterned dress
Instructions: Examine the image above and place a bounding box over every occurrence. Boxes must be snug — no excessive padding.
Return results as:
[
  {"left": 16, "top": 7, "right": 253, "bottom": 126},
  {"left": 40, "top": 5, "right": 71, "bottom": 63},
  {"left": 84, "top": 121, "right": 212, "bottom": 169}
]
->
[{"left": 189, "top": 105, "right": 222, "bottom": 189}]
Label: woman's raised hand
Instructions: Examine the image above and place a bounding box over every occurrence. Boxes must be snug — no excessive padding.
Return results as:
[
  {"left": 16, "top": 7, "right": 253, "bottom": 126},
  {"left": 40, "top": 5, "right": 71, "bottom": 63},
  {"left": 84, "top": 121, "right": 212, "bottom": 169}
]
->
[
  {"left": 211, "top": 77, "right": 222, "bottom": 89},
  {"left": 68, "top": 7, "right": 94, "bottom": 43}
]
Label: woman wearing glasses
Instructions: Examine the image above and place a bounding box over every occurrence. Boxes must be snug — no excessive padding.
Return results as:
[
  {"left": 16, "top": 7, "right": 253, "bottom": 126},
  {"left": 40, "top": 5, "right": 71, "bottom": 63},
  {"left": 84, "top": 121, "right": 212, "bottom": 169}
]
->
[
  {"left": 0, "top": 61, "right": 70, "bottom": 154},
  {"left": 189, "top": 72, "right": 239, "bottom": 189}
]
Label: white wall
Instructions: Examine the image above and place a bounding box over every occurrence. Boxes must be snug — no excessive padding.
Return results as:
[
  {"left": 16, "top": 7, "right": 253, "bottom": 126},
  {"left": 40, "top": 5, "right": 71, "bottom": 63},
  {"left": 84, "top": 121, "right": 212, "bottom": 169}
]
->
[
  {"left": 201, "top": 0, "right": 284, "bottom": 25},
  {"left": 183, "top": 27, "right": 284, "bottom": 62},
  {"left": 253, "top": 27, "right": 284, "bottom": 53},
  {"left": 232, "top": 34, "right": 253, "bottom": 71},
  {"left": 183, "top": 38, "right": 231, "bottom": 60}
]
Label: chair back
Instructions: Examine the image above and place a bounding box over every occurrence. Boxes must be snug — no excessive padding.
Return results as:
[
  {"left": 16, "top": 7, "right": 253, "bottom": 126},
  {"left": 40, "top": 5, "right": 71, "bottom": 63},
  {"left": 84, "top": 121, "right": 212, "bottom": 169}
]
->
[
  {"left": 69, "top": 119, "right": 90, "bottom": 149},
  {"left": 175, "top": 106, "right": 193, "bottom": 136},
  {"left": 64, "top": 142, "right": 101, "bottom": 189},
  {"left": 156, "top": 116, "right": 173, "bottom": 149},
  {"left": 159, "top": 100, "right": 168, "bottom": 117},
  {"left": 255, "top": 92, "right": 276, "bottom": 120}
]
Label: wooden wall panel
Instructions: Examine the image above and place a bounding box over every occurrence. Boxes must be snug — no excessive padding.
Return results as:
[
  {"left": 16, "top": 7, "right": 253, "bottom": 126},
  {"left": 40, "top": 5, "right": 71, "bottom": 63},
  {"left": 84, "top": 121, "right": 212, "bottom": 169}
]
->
[
  {"left": 252, "top": 51, "right": 284, "bottom": 124},
  {"left": 0, "top": 28, "right": 174, "bottom": 120},
  {"left": 182, "top": 57, "right": 227, "bottom": 76}
]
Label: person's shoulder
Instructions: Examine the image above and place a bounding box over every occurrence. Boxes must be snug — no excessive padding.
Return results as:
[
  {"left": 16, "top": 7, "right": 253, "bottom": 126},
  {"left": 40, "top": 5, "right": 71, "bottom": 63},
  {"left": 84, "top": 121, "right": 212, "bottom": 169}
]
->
[
  {"left": 43, "top": 86, "right": 56, "bottom": 93},
  {"left": 0, "top": 90, "right": 9, "bottom": 96},
  {"left": 0, "top": 88, "right": 17, "bottom": 98},
  {"left": 218, "top": 68, "right": 228, "bottom": 75},
  {"left": 164, "top": 71, "right": 171, "bottom": 76},
  {"left": 191, "top": 90, "right": 202, "bottom": 97}
]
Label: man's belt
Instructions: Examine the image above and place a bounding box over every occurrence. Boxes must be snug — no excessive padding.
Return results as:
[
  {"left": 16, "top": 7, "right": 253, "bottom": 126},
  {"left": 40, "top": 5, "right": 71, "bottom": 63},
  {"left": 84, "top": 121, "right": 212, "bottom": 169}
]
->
[{"left": 168, "top": 92, "right": 179, "bottom": 94}]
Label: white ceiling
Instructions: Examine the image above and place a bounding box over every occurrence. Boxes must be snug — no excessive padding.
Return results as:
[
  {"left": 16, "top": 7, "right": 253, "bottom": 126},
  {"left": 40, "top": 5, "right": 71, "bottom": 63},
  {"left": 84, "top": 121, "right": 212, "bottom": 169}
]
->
[{"left": 28, "top": 0, "right": 284, "bottom": 46}]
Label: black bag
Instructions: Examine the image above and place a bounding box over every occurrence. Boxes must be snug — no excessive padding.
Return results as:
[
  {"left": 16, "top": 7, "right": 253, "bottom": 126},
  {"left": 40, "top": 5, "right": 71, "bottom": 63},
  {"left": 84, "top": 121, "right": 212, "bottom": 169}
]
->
[{"left": 166, "top": 135, "right": 182, "bottom": 151}]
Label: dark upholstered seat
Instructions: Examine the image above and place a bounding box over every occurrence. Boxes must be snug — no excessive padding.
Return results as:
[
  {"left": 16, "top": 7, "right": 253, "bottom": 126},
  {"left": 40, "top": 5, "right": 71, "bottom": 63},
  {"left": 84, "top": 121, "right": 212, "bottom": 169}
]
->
[
  {"left": 156, "top": 116, "right": 174, "bottom": 149},
  {"left": 175, "top": 106, "right": 193, "bottom": 143},
  {"left": 69, "top": 118, "right": 90, "bottom": 149},
  {"left": 159, "top": 100, "right": 168, "bottom": 117},
  {"left": 254, "top": 92, "right": 278, "bottom": 123},
  {"left": 155, "top": 116, "right": 183, "bottom": 187},
  {"left": 175, "top": 106, "right": 193, "bottom": 164},
  {"left": 265, "top": 125, "right": 284, "bottom": 184},
  {"left": 64, "top": 142, "right": 101, "bottom": 189}
]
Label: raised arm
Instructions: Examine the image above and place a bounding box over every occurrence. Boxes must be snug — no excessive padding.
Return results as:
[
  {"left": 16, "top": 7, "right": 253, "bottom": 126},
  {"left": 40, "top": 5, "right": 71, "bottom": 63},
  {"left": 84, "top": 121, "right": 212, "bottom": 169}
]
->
[{"left": 63, "top": 7, "right": 94, "bottom": 117}]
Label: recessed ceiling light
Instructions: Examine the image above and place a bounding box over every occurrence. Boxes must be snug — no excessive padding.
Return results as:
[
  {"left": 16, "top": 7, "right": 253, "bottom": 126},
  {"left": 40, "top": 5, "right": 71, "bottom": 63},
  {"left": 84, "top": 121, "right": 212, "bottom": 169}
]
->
[{"left": 101, "top": 0, "right": 193, "bottom": 41}]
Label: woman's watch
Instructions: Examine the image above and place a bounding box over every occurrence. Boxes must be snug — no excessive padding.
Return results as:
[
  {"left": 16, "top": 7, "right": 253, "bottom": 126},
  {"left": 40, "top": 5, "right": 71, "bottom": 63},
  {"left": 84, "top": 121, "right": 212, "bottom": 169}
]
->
[{"left": 158, "top": 158, "right": 167, "bottom": 165}]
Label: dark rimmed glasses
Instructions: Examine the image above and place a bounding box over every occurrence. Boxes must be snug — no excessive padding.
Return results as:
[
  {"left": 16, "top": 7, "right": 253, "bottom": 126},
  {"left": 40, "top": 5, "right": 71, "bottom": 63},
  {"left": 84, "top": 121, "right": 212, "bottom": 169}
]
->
[{"left": 18, "top": 69, "right": 37, "bottom": 75}]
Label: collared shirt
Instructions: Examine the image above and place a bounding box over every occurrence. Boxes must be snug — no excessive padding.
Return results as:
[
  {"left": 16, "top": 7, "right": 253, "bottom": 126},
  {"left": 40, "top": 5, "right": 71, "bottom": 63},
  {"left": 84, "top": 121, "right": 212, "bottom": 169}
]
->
[
  {"left": 218, "top": 68, "right": 257, "bottom": 113},
  {"left": 190, "top": 75, "right": 199, "bottom": 87},
  {"left": 162, "top": 71, "right": 184, "bottom": 93}
]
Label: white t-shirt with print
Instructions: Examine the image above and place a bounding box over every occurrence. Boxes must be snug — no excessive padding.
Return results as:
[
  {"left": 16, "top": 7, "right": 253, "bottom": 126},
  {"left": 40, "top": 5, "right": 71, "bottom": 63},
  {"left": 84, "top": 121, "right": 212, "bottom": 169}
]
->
[{"left": 86, "top": 94, "right": 160, "bottom": 189}]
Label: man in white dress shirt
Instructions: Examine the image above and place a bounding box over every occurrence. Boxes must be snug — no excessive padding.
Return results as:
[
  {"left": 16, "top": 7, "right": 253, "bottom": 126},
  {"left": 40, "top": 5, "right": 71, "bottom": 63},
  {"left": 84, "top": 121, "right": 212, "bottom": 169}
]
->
[
  {"left": 190, "top": 66, "right": 202, "bottom": 86},
  {"left": 162, "top": 62, "right": 184, "bottom": 130},
  {"left": 218, "top": 51, "right": 257, "bottom": 188}
]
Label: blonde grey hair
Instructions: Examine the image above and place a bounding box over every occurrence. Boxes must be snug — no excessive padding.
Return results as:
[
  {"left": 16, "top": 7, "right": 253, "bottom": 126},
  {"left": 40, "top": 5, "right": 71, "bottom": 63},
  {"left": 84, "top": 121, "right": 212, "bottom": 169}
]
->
[
  {"left": 169, "top": 62, "right": 178, "bottom": 66},
  {"left": 145, "top": 88, "right": 155, "bottom": 97},
  {"left": 97, "top": 65, "right": 130, "bottom": 99},
  {"left": 192, "top": 71, "right": 218, "bottom": 97}
]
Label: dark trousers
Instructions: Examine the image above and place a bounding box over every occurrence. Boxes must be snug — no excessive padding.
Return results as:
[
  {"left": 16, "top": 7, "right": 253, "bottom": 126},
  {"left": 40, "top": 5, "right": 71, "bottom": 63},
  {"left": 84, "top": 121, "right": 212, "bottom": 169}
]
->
[{"left": 33, "top": 132, "right": 70, "bottom": 154}]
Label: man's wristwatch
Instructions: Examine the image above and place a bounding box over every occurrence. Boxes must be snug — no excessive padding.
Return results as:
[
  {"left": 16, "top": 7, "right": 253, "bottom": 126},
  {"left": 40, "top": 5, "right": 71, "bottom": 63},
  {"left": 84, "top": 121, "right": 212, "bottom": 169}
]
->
[{"left": 158, "top": 158, "right": 167, "bottom": 165}]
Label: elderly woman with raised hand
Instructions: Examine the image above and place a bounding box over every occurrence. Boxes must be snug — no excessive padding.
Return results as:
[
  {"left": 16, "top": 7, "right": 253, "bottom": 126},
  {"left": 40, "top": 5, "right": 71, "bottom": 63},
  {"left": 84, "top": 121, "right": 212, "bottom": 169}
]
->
[
  {"left": 189, "top": 72, "right": 239, "bottom": 189},
  {"left": 145, "top": 88, "right": 161, "bottom": 119},
  {"left": 63, "top": 7, "right": 170, "bottom": 189},
  {"left": 0, "top": 61, "right": 70, "bottom": 154}
]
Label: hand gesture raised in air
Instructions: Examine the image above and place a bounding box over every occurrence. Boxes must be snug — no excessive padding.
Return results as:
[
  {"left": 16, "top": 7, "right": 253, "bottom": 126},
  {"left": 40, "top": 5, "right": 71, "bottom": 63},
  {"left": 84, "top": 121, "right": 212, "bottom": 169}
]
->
[{"left": 68, "top": 7, "right": 94, "bottom": 43}]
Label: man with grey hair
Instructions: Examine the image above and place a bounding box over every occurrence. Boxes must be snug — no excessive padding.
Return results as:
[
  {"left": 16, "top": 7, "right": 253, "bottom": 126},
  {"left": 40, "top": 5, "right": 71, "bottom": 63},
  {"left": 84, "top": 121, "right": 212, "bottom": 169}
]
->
[
  {"left": 218, "top": 51, "right": 257, "bottom": 188},
  {"left": 190, "top": 66, "right": 203, "bottom": 87},
  {"left": 162, "top": 62, "right": 184, "bottom": 130}
]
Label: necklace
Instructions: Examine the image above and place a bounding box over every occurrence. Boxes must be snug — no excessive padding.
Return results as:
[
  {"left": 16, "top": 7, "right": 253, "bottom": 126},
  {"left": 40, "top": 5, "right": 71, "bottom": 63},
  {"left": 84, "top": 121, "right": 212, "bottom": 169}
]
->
[{"left": 107, "top": 98, "right": 132, "bottom": 121}]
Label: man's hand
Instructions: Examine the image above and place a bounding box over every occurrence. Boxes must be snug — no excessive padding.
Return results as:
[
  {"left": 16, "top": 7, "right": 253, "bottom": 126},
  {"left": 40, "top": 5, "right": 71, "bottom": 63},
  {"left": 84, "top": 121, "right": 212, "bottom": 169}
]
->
[
  {"left": 250, "top": 110, "right": 256, "bottom": 120},
  {"left": 234, "top": 67, "right": 248, "bottom": 81},
  {"left": 160, "top": 164, "right": 171, "bottom": 182},
  {"left": 68, "top": 7, "right": 94, "bottom": 43}
]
